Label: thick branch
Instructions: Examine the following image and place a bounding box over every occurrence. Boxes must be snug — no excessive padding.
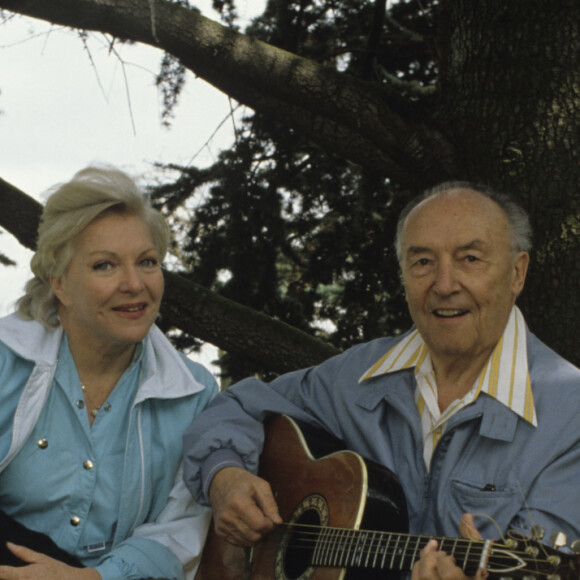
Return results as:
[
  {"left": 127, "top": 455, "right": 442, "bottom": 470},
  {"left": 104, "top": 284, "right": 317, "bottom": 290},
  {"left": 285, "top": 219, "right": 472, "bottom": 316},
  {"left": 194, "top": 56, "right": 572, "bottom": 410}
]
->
[
  {"left": 0, "top": 0, "right": 458, "bottom": 187},
  {"left": 0, "top": 179, "right": 340, "bottom": 372},
  {"left": 0, "top": 178, "right": 42, "bottom": 248}
]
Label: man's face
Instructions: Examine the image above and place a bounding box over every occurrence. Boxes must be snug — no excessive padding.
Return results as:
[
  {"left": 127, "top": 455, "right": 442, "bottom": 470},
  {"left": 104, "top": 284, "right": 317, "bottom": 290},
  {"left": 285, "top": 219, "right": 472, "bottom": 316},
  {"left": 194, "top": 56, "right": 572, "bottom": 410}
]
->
[{"left": 400, "top": 189, "right": 529, "bottom": 368}]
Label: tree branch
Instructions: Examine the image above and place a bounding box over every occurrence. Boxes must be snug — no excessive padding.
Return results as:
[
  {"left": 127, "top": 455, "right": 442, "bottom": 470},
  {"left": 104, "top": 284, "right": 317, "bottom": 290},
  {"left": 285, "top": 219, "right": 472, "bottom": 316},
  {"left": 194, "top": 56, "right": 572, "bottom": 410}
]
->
[
  {"left": 0, "top": 0, "right": 458, "bottom": 188},
  {"left": 0, "top": 178, "right": 340, "bottom": 372}
]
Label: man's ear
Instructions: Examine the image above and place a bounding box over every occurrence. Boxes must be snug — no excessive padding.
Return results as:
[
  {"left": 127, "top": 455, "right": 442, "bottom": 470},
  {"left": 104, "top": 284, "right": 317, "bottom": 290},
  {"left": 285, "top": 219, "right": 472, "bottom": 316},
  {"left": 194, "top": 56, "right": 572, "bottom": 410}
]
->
[{"left": 512, "top": 251, "right": 530, "bottom": 296}]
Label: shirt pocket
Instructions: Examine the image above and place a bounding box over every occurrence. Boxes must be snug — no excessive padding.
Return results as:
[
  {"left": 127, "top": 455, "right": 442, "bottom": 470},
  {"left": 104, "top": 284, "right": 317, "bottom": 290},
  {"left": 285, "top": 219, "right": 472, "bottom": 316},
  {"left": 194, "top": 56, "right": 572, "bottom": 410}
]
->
[{"left": 448, "top": 478, "right": 521, "bottom": 537}]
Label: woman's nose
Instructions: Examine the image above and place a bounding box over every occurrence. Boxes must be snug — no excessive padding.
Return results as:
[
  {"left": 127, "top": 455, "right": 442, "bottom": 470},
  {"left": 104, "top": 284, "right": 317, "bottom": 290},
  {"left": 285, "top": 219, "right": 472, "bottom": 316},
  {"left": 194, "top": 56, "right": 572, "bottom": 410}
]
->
[{"left": 120, "top": 267, "right": 145, "bottom": 293}]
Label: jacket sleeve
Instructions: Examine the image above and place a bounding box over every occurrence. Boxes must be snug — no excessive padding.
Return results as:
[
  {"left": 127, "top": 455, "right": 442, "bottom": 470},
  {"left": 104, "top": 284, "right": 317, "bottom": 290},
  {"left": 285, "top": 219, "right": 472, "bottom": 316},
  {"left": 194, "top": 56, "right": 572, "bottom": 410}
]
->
[
  {"left": 182, "top": 343, "right": 374, "bottom": 505},
  {"left": 95, "top": 464, "right": 212, "bottom": 580},
  {"left": 95, "top": 356, "right": 220, "bottom": 580}
]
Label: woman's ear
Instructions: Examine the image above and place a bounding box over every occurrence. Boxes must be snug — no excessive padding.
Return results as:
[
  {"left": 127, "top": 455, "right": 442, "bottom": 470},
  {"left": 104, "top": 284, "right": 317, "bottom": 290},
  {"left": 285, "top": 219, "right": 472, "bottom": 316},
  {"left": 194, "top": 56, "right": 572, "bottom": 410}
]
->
[{"left": 49, "top": 276, "right": 70, "bottom": 307}]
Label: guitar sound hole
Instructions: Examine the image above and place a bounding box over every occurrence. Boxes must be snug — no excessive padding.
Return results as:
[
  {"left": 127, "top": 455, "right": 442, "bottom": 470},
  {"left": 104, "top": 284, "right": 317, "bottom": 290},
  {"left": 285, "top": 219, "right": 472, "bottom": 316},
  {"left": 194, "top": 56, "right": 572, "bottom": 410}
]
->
[
  {"left": 275, "top": 493, "right": 329, "bottom": 580},
  {"left": 283, "top": 508, "right": 321, "bottom": 579}
]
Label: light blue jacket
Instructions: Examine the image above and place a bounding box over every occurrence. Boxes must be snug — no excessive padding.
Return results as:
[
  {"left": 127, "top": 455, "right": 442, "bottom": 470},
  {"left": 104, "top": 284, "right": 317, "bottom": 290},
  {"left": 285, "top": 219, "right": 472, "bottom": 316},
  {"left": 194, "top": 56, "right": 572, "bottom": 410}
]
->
[
  {"left": 0, "top": 313, "right": 218, "bottom": 580},
  {"left": 183, "top": 326, "right": 580, "bottom": 546}
]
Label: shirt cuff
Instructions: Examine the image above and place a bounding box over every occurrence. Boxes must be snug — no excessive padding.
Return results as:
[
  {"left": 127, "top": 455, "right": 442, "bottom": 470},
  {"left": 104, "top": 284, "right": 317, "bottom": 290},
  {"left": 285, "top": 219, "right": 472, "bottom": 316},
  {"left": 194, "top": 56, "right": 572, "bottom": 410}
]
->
[{"left": 201, "top": 448, "right": 247, "bottom": 502}]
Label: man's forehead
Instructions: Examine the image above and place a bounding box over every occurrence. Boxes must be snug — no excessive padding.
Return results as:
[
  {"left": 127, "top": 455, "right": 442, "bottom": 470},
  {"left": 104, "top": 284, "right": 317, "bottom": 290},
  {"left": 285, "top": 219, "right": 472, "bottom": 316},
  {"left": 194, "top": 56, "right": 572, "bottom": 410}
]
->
[
  {"left": 412, "top": 187, "right": 496, "bottom": 212},
  {"left": 401, "top": 190, "right": 510, "bottom": 250},
  {"left": 405, "top": 238, "right": 490, "bottom": 254},
  {"left": 407, "top": 188, "right": 506, "bottom": 225}
]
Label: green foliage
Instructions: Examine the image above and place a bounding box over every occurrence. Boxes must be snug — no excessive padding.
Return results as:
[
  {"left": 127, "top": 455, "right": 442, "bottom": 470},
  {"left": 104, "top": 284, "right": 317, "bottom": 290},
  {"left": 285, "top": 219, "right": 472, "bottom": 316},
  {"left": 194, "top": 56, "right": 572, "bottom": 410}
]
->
[
  {"left": 156, "top": 53, "right": 186, "bottom": 127},
  {"left": 150, "top": 0, "right": 440, "bottom": 381}
]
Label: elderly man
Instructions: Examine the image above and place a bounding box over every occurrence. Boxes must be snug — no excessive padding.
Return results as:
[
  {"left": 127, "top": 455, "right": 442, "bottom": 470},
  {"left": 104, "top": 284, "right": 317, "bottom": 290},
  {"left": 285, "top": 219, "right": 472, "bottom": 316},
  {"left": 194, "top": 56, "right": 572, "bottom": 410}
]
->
[{"left": 183, "top": 183, "right": 580, "bottom": 579}]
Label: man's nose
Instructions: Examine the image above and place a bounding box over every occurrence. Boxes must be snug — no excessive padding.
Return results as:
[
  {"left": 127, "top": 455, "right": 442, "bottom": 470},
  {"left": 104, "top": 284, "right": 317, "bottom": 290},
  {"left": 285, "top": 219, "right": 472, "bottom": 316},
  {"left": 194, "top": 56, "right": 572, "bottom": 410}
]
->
[{"left": 433, "top": 261, "right": 460, "bottom": 295}]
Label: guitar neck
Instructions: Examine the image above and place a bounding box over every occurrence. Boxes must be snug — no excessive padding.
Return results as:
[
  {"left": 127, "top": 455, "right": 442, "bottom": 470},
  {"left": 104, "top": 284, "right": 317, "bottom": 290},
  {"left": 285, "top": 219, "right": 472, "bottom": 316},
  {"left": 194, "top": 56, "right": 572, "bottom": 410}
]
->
[
  {"left": 308, "top": 527, "right": 484, "bottom": 575},
  {"left": 293, "top": 524, "right": 575, "bottom": 578}
]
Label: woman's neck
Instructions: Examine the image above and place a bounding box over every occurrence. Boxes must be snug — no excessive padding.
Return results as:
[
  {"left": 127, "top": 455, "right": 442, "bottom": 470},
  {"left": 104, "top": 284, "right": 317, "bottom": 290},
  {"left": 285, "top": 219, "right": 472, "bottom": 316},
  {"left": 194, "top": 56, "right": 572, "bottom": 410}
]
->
[{"left": 63, "top": 326, "right": 137, "bottom": 391}]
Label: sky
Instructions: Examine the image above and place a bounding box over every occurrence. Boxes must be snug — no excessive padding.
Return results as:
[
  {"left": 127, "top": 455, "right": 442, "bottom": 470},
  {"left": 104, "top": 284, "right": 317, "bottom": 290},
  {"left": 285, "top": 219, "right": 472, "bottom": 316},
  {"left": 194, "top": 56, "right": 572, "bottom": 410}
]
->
[{"left": 0, "top": 0, "right": 266, "bottom": 367}]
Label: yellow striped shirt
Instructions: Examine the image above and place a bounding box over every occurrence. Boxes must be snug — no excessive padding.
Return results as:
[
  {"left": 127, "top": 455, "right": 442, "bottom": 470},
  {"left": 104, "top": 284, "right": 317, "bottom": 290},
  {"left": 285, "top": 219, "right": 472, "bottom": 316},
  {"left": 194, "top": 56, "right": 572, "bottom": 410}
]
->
[{"left": 359, "top": 306, "right": 536, "bottom": 469}]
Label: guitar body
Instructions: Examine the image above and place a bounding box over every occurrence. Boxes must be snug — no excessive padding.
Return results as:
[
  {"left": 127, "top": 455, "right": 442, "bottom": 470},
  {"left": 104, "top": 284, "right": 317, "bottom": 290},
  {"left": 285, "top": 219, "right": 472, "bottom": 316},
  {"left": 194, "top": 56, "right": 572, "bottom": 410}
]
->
[
  {"left": 195, "top": 414, "right": 408, "bottom": 580},
  {"left": 253, "top": 415, "right": 408, "bottom": 580},
  {"left": 196, "top": 414, "right": 580, "bottom": 580}
]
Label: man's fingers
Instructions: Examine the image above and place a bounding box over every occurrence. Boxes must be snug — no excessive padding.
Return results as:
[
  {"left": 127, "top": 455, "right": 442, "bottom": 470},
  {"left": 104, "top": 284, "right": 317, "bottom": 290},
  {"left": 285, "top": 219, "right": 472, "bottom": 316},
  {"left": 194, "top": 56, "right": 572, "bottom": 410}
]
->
[
  {"left": 412, "top": 539, "right": 439, "bottom": 580},
  {"left": 254, "top": 481, "right": 283, "bottom": 525},
  {"left": 459, "top": 513, "right": 483, "bottom": 540},
  {"left": 215, "top": 491, "right": 277, "bottom": 546},
  {"left": 209, "top": 467, "right": 282, "bottom": 546},
  {"left": 412, "top": 539, "right": 471, "bottom": 580}
]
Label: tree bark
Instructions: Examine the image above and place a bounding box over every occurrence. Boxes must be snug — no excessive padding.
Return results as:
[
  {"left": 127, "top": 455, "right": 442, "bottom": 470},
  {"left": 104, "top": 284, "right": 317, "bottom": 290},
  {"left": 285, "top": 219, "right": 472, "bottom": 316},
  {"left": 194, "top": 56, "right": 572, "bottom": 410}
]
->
[
  {"left": 0, "top": 0, "right": 457, "bottom": 189},
  {"left": 435, "top": 0, "right": 580, "bottom": 362},
  {"left": 0, "top": 179, "right": 340, "bottom": 372}
]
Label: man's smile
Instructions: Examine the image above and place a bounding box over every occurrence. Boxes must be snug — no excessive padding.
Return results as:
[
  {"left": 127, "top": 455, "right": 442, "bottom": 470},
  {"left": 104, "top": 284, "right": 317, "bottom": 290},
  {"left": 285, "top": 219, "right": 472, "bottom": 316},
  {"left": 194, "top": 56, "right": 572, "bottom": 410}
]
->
[{"left": 432, "top": 308, "right": 469, "bottom": 318}]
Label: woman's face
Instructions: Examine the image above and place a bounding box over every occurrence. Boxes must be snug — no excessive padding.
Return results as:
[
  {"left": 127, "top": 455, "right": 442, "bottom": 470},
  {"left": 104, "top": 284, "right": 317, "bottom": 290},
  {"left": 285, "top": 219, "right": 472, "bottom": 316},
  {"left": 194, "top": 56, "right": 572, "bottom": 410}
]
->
[{"left": 50, "top": 212, "right": 164, "bottom": 351}]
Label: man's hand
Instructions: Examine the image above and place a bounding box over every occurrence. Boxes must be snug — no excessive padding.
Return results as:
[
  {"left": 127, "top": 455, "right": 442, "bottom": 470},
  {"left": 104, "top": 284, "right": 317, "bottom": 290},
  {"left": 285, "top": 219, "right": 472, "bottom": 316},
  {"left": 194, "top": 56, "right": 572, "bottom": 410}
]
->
[
  {"left": 412, "top": 539, "right": 466, "bottom": 580},
  {"left": 209, "top": 467, "right": 283, "bottom": 547},
  {"left": 411, "top": 513, "right": 486, "bottom": 580},
  {"left": 0, "top": 543, "right": 101, "bottom": 579}
]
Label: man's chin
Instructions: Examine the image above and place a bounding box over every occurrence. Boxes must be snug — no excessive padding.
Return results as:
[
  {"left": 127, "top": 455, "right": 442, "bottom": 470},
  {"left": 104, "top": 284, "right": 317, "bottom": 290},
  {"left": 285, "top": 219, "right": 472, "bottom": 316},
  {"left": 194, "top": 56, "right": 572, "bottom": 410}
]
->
[{"left": 428, "top": 340, "right": 474, "bottom": 360}]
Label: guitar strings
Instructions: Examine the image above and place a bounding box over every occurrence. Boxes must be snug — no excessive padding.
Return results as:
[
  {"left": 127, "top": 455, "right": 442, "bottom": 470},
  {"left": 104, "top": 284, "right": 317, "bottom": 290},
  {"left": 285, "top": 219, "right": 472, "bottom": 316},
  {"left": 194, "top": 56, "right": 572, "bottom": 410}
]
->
[{"left": 278, "top": 523, "right": 563, "bottom": 577}]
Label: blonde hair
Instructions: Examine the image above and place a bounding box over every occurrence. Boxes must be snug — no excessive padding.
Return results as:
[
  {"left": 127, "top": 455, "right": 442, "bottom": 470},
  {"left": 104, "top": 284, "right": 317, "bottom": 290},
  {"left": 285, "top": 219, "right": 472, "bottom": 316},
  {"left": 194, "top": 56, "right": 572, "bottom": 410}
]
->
[{"left": 17, "top": 165, "right": 169, "bottom": 327}]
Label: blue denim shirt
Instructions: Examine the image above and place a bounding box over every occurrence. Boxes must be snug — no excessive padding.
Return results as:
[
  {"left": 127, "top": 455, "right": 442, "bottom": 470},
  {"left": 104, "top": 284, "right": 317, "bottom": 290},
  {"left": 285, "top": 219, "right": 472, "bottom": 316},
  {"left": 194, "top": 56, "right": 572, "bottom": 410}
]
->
[
  {"left": 0, "top": 314, "right": 218, "bottom": 580},
  {"left": 183, "top": 327, "right": 580, "bottom": 545}
]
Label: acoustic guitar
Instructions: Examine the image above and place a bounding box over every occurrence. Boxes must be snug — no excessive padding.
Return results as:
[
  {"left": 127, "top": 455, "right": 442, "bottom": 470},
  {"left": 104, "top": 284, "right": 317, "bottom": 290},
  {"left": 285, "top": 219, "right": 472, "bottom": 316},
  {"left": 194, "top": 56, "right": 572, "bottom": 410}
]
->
[{"left": 195, "top": 414, "right": 579, "bottom": 580}]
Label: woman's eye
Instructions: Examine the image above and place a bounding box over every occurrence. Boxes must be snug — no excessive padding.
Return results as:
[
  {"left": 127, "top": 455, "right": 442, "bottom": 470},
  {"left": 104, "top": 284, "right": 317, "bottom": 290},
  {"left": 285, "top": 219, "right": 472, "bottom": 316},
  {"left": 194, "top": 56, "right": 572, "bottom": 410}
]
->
[
  {"left": 93, "top": 261, "right": 112, "bottom": 271},
  {"left": 140, "top": 257, "right": 159, "bottom": 268}
]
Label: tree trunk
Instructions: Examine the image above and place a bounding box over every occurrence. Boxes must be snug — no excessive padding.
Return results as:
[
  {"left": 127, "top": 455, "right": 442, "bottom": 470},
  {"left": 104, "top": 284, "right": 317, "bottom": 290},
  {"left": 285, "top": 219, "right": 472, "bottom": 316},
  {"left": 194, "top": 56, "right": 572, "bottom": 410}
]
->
[{"left": 436, "top": 0, "right": 580, "bottom": 362}]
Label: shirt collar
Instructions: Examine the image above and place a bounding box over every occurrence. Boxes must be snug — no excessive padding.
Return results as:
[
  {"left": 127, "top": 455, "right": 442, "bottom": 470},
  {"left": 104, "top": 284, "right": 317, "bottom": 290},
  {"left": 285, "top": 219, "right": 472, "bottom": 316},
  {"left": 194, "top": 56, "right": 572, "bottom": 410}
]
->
[{"left": 359, "top": 306, "right": 537, "bottom": 426}]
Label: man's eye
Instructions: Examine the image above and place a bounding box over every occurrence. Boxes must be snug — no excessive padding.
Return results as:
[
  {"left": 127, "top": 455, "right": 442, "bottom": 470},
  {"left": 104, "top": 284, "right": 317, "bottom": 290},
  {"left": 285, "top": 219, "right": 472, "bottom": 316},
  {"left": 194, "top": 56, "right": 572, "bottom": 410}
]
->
[
  {"left": 415, "top": 258, "right": 430, "bottom": 266},
  {"left": 464, "top": 255, "right": 479, "bottom": 262}
]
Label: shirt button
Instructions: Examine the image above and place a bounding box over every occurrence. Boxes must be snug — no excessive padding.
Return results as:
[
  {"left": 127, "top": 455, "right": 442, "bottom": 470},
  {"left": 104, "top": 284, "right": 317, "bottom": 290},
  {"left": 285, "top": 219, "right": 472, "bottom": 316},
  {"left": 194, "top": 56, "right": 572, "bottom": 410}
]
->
[
  {"left": 83, "top": 460, "right": 94, "bottom": 470},
  {"left": 37, "top": 438, "right": 48, "bottom": 449},
  {"left": 70, "top": 516, "right": 81, "bottom": 526},
  {"left": 76, "top": 400, "right": 85, "bottom": 409}
]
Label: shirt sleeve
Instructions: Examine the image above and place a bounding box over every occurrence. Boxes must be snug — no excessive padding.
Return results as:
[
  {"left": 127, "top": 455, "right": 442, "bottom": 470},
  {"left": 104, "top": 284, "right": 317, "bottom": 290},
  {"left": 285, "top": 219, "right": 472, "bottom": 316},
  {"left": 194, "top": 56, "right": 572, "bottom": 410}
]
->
[{"left": 182, "top": 345, "right": 367, "bottom": 505}]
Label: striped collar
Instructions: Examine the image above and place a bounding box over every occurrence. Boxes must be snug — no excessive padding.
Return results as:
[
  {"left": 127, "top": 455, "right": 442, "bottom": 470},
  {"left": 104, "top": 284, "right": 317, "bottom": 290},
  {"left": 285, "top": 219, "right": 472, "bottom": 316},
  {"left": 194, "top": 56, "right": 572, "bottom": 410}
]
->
[{"left": 359, "top": 306, "right": 537, "bottom": 426}]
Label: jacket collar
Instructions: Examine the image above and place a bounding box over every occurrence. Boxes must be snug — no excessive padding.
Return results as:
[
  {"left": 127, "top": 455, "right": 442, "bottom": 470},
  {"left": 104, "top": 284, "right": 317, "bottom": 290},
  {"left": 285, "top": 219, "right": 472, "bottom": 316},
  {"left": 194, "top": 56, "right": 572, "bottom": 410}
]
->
[
  {"left": 358, "top": 307, "right": 536, "bottom": 426},
  {"left": 0, "top": 313, "right": 204, "bottom": 401},
  {"left": 0, "top": 313, "right": 63, "bottom": 366},
  {"left": 357, "top": 370, "right": 521, "bottom": 443}
]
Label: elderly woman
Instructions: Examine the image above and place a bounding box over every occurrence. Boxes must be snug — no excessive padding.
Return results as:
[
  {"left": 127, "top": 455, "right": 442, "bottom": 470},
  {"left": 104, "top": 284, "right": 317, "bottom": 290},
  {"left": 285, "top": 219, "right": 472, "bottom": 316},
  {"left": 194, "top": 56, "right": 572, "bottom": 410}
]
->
[{"left": 0, "top": 166, "right": 218, "bottom": 580}]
